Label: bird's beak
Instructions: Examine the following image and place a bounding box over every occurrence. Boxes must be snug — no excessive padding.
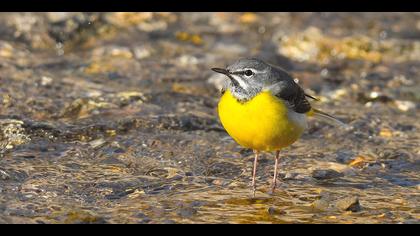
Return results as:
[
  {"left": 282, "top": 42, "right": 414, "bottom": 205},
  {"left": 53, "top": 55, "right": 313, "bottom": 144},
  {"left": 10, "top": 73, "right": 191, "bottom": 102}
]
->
[
  {"left": 212, "top": 67, "right": 242, "bottom": 89},
  {"left": 211, "top": 68, "right": 230, "bottom": 75}
]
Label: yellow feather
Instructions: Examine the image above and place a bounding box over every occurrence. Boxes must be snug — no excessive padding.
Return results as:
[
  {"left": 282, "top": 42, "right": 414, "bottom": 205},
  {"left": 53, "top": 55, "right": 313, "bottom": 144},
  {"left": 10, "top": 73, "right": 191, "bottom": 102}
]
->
[{"left": 218, "top": 90, "right": 305, "bottom": 152}]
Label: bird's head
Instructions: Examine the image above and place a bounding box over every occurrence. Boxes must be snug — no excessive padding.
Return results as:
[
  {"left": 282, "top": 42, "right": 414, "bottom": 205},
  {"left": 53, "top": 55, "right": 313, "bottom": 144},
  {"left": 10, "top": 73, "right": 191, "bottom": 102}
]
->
[{"left": 212, "top": 58, "right": 274, "bottom": 101}]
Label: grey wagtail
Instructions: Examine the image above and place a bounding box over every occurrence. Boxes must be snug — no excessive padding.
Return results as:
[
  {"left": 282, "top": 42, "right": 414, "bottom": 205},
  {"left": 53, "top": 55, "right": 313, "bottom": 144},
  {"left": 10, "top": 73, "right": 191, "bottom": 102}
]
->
[{"left": 212, "top": 58, "right": 344, "bottom": 197}]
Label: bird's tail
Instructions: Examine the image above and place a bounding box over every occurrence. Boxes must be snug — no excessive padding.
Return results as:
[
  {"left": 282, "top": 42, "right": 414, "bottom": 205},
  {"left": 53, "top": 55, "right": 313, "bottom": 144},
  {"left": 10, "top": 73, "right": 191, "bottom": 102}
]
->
[{"left": 307, "top": 108, "right": 347, "bottom": 127}]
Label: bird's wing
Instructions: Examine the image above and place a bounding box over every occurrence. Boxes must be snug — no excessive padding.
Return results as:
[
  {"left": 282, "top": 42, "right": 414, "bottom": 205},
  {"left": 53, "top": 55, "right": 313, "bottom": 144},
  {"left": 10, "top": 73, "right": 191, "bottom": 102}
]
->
[
  {"left": 268, "top": 66, "right": 348, "bottom": 127},
  {"left": 266, "top": 67, "right": 312, "bottom": 114},
  {"left": 277, "top": 86, "right": 312, "bottom": 113}
]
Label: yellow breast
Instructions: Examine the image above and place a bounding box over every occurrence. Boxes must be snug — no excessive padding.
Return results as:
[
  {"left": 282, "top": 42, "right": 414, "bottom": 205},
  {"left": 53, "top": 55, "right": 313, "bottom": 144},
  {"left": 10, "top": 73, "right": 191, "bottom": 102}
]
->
[{"left": 218, "top": 90, "right": 306, "bottom": 151}]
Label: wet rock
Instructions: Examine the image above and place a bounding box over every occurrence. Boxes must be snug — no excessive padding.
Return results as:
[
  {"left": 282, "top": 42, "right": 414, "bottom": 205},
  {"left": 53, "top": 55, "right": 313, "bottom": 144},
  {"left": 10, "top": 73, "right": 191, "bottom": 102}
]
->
[
  {"left": 175, "top": 32, "right": 203, "bottom": 46},
  {"left": 0, "top": 41, "right": 15, "bottom": 58},
  {"left": 47, "top": 13, "right": 102, "bottom": 44},
  {"left": 163, "top": 219, "right": 176, "bottom": 224},
  {"left": 89, "top": 138, "right": 107, "bottom": 149},
  {"left": 311, "top": 199, "right": 330, "bottom": 211},
  {"left": 1, "top": 13, "right": 54, "bottom": 49},
  {"left": 157, "top": 115, "right": 221, "bottom": 132},
  {"left": 135, "top": 212, "right": 151, "bottom": 223},
  {"left": 335, "top": 197, "right": 362, "bottom": 212},
  {"left": 46, "top": 12, "right": 79, "bottom": 23},
  {"left": 402, "top": 219, "right": 420, "bottom": 224},
  {"left": 358, "top": 91, "right": 394, "bottom": 104},
  {"left": 312, "top": 169, "right": 344, "bottom": 180},
  {"left": 133, "top": 46, "right": 152, "bottom": 60},
  {"left": 283, "top": 172, "right": 298, "bottom": 180},
  {"left": 59, "top": 98, "right": 115, "bottom": 119},
  {"left": 103, "top": 12, "right": 153, "bottom": 27},
  {"left": 279, "top": 26, "right": 420, "bottom": 64},
  {"left": 0, "top": 119, "right": 30, "bottom": 151},
  {"left": 177, "top": 203, "right": 198, "bottom": 218},
  {"left": 0, "top": 169, "right": 10, "bottom": 180},
  {"left": 394, "top": 100, "right": 416, "bottom": 112},
  {"left": 63, "top": 210, "right": 107, "bottom": 224},
  {"left": 239, "top": 13, "right": 259, "bottom": 24},
  {"left": 92, "top": 45, "right": 133, "bottom": 59},
  {"left": 335, "top": 150, "right": 356, "bottom": 164},
  {"left": 106, "top": 188, "right": 136, "bottom": 200},
  {"left": 267, "top": 206, "right": 285, "bottom": 215},
  {"left": 379, "top": 128, "right": 393, "bottom": 138},
  {"left": 40, "top": 76, "right": 54, "bottom": 87},
  {"left": 206, "top": 161, "right": 242, "bottom": 179}
]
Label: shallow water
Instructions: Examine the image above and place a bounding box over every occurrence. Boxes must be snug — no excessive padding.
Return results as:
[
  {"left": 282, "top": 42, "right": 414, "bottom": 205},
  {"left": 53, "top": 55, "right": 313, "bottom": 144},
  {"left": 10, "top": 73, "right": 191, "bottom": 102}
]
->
[{"left": 0, "top": 13, "right": 419, "bottom": 224}]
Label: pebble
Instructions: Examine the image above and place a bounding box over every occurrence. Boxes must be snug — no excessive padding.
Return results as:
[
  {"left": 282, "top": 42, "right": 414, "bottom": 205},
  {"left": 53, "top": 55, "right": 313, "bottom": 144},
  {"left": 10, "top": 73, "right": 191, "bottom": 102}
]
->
[
  {"left": 0, "top": 169, "right": 10, "bottom": 180},
  {"left": 133, "top": 46, "right": 152, "bottom": 59},
  {"left": 239, "top": 13, "right": 258, "bottom": 24},
  {"left": 335, "top": 197, "right": 362, "bottom": 212},
  {"left": 335, "top": 150, "right": 356, "bottom": 164},
  {"left": 104, "top": 12, "right": 153, "bottom": 27},
  {"left": 311, "top": 199, "right": 330, "bottom": 211},
  {"left": 283, "top": 172, "right": 298, "bottom": 180},
  {"left": 135, "top": 212, "right": 151, "bottom": 223},
  {"left": 46, "top": 12, "right": 79, "bottom": 23},
  {"left": 394, "top": 100, "right": 416, "bottom": 112},
  {"left": 177, "top": 205, "right": 197, "bottom": 218},
  {"left": 40, "top": 76, "right": 53, "bottom": 86},
  {"left": 92, "top": 46, "right": 133, "bottom": 59},
  {"left": 89, "top": 138, "right": 107, "bottom": 149},
  {"left": 267, "top": 207, "right": 283, "bottom": 215},
  {"left": 176, "top": 55, "right": 199, "bottom": 67},
  {"left": 348, "top": 156, "right": 369, "bottom": 168},
  {"left": 312, "top": 169, "right": 344, "bottom": 180},
  {"left": 0, "top": 41, "right": 14, "bottom": 58},
  {"left": 138, "top": 21, "right": 168, "bottom": 32}
]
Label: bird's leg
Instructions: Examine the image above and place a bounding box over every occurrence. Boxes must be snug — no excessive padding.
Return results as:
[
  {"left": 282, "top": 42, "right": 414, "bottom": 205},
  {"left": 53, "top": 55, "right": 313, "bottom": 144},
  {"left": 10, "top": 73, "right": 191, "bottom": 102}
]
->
[
  {"left": 251, "top": 150, "right": 259, "bottom": 198},
  {"left": 271, "top": 150, "right": 280, "bottom": 194}
]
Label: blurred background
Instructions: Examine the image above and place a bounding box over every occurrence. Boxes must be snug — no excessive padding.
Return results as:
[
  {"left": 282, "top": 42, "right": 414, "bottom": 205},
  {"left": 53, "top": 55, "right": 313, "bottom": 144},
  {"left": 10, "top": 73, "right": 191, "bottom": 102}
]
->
[{"left": 0, "top": 13, "right": 418, "bottom": 224}]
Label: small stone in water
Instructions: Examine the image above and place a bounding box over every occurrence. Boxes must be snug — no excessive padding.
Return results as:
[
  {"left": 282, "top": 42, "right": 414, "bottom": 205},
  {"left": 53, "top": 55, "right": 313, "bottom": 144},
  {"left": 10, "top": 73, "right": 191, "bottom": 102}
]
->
[
  {"left": 379, "top": 128, "right": 393, "bottom": 138},
  {"left": 0, "top": 169, "right": 10, "bottom": 180},
  {"left": 312, "top": 169, "right": 344, "bottom": 180},
  {"left": 348, "top": 156, "right": 367, "bottom": 168},
  {"left": 311, "top": 199, "right": 330, "bottom": 211},
  {"left": 267, "top": 206, "right": 284, "bottom": 215},
  {"left": 177, "top": 205, "right": 197, "bottom": 218},
  {"left": 41, "top": 76, "right": 53, "bottom": 86},
  {"left": 335, "top": 197, "right": 362, "bottom": 212},
  {"left": 394, "top": 100, "right": 415, "bottom": 112}
]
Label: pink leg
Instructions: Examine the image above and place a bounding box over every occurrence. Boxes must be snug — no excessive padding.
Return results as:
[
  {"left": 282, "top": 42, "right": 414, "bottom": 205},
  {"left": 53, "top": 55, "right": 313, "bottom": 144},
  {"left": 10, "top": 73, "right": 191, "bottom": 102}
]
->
[
  {"left": 271, "top": 150, "right": 280, "bottom": 193},
  {"left": 251, "top": 150, "right": 259, "bottom": 197}
]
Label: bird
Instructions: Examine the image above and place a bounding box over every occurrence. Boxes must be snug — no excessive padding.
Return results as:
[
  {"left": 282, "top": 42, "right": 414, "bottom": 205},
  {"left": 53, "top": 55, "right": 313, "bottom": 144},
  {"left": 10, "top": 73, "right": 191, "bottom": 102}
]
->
[{"left": 212, "top": 58, "right": 344, "bottom": 197}]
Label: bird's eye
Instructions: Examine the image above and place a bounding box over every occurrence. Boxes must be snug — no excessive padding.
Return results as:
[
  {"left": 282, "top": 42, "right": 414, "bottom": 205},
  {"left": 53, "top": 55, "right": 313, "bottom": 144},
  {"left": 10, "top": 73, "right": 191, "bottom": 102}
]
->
[{"left": 244, "top": 70, "right": 253, "bottom": 76}]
